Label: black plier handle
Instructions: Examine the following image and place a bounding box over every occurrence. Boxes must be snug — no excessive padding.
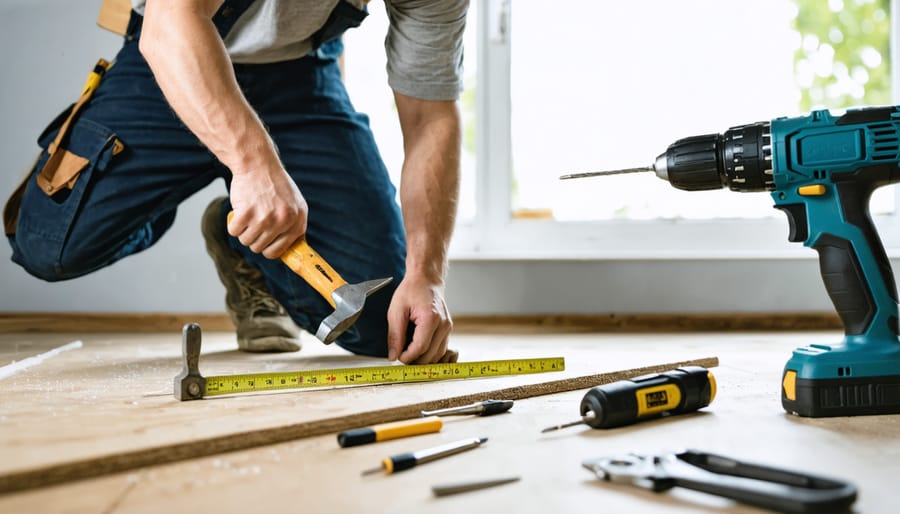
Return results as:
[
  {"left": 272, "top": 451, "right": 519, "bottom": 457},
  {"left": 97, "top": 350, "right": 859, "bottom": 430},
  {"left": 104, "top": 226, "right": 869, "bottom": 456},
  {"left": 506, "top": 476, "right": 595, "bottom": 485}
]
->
[{"left": 583, "top": 449, "right": 856, "bottom": 513}]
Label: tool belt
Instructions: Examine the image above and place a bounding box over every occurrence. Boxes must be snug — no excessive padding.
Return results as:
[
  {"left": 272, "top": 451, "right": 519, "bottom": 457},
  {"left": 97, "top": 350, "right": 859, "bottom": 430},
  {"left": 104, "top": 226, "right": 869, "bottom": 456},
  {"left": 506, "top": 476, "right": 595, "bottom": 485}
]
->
[{"left": 3, "top": 59, "right": 123, "bottom": 236}]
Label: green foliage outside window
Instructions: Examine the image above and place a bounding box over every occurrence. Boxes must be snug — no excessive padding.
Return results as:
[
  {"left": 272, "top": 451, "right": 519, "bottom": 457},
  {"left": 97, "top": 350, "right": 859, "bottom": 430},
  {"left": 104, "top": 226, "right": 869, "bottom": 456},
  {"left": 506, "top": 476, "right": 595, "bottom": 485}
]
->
[{"left": 793, "top": 0, "right": 891, "bottom": 110}]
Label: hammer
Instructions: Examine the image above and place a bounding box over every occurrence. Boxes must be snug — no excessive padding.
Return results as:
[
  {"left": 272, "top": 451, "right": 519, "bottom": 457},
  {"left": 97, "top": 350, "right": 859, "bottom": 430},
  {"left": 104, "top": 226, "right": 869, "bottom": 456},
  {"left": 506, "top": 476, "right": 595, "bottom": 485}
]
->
[{"left": 228, "top": 212, "right": 392, "bottom": 344}]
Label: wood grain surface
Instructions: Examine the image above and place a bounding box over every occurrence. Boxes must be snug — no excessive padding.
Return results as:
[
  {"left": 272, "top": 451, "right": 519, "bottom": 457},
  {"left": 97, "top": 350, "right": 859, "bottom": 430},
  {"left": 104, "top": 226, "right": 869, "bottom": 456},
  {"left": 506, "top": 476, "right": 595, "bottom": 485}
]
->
[{"left": 0, "top": 329, "right": 719, "bottom": 494}]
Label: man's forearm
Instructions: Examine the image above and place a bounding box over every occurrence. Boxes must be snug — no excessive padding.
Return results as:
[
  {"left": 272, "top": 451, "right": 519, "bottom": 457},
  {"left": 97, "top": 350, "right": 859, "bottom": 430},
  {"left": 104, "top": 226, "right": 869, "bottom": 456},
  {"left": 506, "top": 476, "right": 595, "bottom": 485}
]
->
[
  {"left": 394, "top": 93, "right": 461, "bottom": 282},
  {"left": 139, "top": 0, "right": 281, "bottom": 176},
  {"left": 139, "top": 0, "right": 307, "bottom": 259}
]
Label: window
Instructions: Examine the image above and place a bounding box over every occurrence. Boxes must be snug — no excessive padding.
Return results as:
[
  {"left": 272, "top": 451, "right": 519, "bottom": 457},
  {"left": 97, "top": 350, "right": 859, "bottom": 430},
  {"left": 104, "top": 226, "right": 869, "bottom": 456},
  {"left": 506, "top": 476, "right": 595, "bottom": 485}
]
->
[
  {"left": 342, "top": 2, "right": 478, "bottom": 222},
  {"left": 344, "top": 0, "right": 899, "bottom": 260},
  {"left": 510, "top": 0, "right": 894, "bottom": 223}
]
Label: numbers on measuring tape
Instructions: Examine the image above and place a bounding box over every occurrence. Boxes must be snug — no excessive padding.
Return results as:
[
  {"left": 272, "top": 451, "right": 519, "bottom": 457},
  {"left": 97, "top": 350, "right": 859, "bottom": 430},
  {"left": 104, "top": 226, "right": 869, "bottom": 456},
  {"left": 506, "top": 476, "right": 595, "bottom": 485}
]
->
[{"left": 201, "top": 357, "right": 565, "bottom": 397}]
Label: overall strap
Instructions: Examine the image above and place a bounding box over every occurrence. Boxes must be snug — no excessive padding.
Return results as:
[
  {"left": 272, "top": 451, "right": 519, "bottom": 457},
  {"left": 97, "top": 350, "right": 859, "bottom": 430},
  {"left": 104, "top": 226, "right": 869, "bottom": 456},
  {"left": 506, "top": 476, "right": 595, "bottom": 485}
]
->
[
  {"left": 211, "top": 0, "right": 258, "bottom": 39},
  {"left": 124, "top": 0, "right": 258, "bottom": 40}
]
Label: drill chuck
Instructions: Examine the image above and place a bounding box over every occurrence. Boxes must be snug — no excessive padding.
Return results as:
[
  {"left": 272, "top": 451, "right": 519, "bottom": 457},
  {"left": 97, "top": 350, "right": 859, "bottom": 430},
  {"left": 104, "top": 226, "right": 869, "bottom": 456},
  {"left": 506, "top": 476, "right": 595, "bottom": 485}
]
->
[
  {"left": 657, "top": 122, "right": 775, "bottom": 193},
  {"left": 654, "top": 134, "right": 723, "bottom": 191}
]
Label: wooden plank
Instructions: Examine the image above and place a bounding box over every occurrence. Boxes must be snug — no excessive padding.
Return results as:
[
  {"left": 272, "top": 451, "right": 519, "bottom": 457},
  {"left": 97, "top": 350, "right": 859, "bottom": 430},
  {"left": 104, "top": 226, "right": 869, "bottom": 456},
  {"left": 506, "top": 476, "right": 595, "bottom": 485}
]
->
[
  {"left": 0, "top": 312, "right": 841, "bottom": 334},
  {"left": 0, "top": 355, "right": 717, "bottom": 494},
  {"left": 0, "top": 313, "right": 235, "bottom": 333},
  {"left": 3, "top": 336, "right": 894, "bottom": 514}
]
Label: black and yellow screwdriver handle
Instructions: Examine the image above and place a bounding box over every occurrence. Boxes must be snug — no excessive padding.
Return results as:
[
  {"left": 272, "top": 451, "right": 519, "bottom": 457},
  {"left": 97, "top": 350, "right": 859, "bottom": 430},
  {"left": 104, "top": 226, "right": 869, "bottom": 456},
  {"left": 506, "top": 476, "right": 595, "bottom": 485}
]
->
[
  {"left": 338, "top": 416, "right": 443, "bottom": 448},
  {"left": 579, "top": 366, "right": 716, "bottom": 429},
  {"left": 81, "top": 58, "right": 111, "bottom": 97}
]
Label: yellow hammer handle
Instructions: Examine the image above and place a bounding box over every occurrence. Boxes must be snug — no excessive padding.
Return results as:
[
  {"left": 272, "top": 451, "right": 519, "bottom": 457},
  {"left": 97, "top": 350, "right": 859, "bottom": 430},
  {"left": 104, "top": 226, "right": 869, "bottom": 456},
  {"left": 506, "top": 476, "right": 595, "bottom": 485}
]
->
[
  {"left": 281, "top": 239, "right": 347, "bottom": 307},
  {"left": 227, "top": 211, "right": 347, "bottom": 307}
]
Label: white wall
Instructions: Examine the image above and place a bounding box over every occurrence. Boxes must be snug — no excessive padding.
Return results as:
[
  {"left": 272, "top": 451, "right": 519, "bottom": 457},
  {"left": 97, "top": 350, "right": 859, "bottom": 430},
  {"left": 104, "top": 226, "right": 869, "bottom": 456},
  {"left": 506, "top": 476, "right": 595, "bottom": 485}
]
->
[
  {"left": 0, "top": 1, "right": 842, "bottom": 316},
  {"left": 0, "top": 0, "right": 228, "bottom": 312}
]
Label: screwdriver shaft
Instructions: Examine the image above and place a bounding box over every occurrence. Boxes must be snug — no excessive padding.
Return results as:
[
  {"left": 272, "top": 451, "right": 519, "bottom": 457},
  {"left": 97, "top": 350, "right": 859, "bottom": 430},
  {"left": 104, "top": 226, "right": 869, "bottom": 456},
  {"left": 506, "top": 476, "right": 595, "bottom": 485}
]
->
[
  {"left": 541, "top": 411, "right": 596, "bottom": 433},
  {"left": 540, "top": 419, "right": 585, "bottom": 433},
  {"left": 421, "top": 399, "right": 514, "bottom": 417}
]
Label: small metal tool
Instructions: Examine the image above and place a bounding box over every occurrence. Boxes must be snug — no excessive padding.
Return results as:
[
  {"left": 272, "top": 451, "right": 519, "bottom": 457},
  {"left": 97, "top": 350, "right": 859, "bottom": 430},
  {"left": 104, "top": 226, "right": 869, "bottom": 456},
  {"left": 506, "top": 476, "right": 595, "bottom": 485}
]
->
[
  {"left": 421, "top": 399, "right": 514, "bottom": 417},
  {"left": 431, "top": 476, "right": 520, "bottom": 497},
  {"left": 582, "top": 449, "right": 857, "bottom": 513}
]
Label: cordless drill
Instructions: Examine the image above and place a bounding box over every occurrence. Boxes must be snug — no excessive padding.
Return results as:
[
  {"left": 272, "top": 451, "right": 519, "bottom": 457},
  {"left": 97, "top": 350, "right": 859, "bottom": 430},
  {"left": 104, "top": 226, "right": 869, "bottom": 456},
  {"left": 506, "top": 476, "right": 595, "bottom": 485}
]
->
[{"left": 562, "top": 106, "right": 900, "bottom": 417}]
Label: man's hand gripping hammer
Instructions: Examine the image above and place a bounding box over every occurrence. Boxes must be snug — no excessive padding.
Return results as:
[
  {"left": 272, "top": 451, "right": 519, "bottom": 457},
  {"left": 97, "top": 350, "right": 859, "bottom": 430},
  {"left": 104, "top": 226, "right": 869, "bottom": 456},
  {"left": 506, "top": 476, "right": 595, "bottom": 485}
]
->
[{"left": 228, "top": 212, "right": 392, "bottom": 344}]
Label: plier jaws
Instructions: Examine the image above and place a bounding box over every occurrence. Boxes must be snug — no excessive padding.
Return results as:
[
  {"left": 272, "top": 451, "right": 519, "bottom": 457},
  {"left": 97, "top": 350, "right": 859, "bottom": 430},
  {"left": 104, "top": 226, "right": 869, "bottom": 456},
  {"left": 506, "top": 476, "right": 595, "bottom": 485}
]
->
[{"left": 582, "top": 449, "right": 857, "bottom": 513}]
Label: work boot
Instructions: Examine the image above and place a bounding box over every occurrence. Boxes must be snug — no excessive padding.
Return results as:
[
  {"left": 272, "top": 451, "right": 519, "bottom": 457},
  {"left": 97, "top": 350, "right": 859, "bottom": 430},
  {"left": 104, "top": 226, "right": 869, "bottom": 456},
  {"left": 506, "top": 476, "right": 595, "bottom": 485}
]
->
[{"left": 202, "top": 197, "right": 302, "bottom": 352}]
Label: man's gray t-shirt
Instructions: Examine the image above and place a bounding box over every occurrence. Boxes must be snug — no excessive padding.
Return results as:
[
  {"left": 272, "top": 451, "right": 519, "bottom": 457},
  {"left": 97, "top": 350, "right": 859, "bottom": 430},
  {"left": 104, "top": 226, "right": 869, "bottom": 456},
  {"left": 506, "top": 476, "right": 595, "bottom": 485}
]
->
[{"left": 131, "top": 0, "right": 467, "bottom": 101}]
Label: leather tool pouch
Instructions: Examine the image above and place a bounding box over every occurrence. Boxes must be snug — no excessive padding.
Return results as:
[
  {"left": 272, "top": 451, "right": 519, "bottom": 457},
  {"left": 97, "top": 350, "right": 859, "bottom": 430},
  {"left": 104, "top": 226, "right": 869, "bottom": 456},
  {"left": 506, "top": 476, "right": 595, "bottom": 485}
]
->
[
  {"left": 311, "top": 1, "right": 368, "bottom": 50},
  {"left": 4, "top": 74, "right": 123, "bottom": 236}
]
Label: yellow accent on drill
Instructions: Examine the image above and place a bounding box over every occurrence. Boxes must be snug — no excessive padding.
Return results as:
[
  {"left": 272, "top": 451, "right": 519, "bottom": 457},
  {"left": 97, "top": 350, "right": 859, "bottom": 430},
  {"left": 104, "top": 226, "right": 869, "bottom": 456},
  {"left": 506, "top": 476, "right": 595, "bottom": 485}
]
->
[
  {"left": 783, "top": 370, "right": 798, "bottom": 401},
  {"left": 798, "top": 184, "right": 827, "bottom": 196}
]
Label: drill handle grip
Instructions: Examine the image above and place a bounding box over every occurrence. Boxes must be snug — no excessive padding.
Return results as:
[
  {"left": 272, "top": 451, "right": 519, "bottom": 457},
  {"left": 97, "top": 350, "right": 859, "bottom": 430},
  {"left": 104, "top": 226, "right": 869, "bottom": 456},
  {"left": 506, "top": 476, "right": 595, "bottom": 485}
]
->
[{"left": 810, "top": 180, "right": 899, "bottom": 338}]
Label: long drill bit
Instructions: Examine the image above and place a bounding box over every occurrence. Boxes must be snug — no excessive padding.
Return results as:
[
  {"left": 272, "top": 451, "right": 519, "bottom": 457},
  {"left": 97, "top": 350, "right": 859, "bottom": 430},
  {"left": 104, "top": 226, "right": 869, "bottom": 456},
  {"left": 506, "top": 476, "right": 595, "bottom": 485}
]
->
[{"left": 559, "top": 166, "right": 654, "bottom": 180}]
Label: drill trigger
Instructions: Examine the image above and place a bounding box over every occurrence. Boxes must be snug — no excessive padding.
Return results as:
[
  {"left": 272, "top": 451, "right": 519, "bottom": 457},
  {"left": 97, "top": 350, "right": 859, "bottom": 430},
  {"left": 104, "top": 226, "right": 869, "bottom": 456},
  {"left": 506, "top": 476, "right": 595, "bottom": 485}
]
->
[{"left": 774, "top": 203, "right": 808, "bottom": 243}]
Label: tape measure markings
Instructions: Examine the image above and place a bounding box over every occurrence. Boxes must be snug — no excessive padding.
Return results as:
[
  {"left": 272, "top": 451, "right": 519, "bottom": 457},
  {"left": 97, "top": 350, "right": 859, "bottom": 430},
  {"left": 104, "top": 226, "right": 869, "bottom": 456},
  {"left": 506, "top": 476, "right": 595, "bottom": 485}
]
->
[{"left": 203, "top": 357, "right": 565, "bottom": 397}]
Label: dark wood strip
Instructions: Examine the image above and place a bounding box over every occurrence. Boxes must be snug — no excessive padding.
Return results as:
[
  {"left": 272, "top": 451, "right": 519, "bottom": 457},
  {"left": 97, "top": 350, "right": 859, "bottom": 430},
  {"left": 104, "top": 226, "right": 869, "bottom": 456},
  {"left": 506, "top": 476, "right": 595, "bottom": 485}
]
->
[{"left": 0, "top": 312, "right": 841, "bottom": 334}]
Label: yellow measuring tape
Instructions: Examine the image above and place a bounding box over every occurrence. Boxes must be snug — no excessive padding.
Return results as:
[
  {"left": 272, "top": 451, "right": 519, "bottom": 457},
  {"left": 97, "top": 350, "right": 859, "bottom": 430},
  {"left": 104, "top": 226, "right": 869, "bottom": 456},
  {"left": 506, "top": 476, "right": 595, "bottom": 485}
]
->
[
  {"left": 197, "top": 357, "right": 565, "bottom": 399},
  {"left": 174, "top": 324, "right": 565, "bottom": 401}
]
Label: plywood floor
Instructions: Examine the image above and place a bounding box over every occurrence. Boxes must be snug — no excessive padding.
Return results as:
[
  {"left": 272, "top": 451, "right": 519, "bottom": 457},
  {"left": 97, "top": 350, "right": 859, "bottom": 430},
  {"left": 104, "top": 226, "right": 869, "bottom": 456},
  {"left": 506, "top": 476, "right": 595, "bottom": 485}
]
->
[{"left": 0, "top": 329, "right": 898, "bottom": 513}]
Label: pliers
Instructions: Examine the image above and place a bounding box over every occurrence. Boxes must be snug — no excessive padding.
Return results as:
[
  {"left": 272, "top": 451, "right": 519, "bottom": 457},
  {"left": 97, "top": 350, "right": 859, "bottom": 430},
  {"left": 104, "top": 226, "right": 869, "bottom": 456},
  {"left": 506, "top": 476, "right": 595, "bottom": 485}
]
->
[{"left": 582, "top": 449, "right": 857, "bottom": 513}]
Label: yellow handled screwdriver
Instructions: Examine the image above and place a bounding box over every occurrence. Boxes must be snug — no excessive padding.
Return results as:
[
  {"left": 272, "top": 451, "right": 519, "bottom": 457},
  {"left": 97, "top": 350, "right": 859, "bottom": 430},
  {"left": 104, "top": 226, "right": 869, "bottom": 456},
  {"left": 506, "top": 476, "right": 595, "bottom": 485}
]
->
[
  {"left": 362, "top": 436, "right": 488, "bottom": 475},
  {"left": 541, "top": 366, "right": 716, "bottom": 432},
  {"left": 81, "top": 58, "right": 112, "bottom": 97}
]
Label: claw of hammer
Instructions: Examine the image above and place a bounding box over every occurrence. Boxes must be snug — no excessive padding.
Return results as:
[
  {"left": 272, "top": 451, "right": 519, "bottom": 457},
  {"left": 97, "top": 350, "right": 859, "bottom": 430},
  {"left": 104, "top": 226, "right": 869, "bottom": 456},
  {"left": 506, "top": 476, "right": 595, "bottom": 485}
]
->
[{"left": 316, "top": 277, "right": 393, "bottom": 344}]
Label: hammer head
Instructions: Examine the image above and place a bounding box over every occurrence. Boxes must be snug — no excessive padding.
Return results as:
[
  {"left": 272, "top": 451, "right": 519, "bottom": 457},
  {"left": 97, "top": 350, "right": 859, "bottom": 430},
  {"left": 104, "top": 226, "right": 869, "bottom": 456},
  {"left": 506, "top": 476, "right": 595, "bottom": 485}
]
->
[{"left": 316, "top": 277, "right": 393, "bottom": 344}]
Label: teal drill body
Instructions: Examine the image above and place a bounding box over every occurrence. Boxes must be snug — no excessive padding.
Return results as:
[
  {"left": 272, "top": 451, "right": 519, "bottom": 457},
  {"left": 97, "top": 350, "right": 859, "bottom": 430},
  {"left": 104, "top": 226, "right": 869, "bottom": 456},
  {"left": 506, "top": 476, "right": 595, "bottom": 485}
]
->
[
  {"left": 589, "top": 105, "right": 900, "bottom": 417},
  {"left": 769, "top": 107, "right": 900, "bottom": 416}
]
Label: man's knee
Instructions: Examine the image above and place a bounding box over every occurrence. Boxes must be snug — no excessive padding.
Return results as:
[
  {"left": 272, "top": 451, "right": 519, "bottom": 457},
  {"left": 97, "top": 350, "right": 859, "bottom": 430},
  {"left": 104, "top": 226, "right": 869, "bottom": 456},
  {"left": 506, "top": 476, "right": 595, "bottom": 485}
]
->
[{"left": 9, "top": 231, "right": 75, "bottom": 282}]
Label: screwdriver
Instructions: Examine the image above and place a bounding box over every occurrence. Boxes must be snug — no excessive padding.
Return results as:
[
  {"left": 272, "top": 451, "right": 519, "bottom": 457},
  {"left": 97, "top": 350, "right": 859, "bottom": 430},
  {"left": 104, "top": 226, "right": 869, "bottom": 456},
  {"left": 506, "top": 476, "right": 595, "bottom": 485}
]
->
[
  {"left": 420, "top": 399, "right": 514, "bottom": 417},
  {"left": 541, "top": 366, "right": 716, "bottom": 432},
  {"left": 362, "top": 436, "right": 488, "bottom": 475},
  {"left": 80, "top": 58, "right": 112, "bottom": 97}
]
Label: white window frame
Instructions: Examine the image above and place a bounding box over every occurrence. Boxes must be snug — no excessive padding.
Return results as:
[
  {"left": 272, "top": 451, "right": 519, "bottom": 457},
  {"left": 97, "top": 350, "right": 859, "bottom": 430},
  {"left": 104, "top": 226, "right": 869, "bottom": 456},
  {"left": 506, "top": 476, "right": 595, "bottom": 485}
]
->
[{"left": 448, "top": 0, "right": 900, "bottom": 261}]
